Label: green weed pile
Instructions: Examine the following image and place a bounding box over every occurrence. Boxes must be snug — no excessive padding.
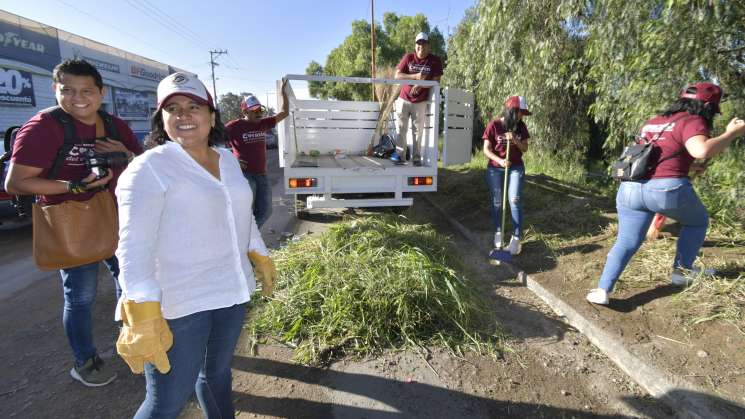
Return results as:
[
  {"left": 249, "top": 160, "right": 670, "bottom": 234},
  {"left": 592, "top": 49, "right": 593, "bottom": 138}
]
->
[{"left": 251, "top": 215, "right": 504, "bottom": 365}]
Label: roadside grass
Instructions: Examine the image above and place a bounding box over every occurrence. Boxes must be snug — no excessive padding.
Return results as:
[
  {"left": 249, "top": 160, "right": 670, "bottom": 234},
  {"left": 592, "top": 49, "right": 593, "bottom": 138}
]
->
[
  {"left": 250, "top": 215, "right": 506, "bottom": 365},
  {"left": 437, "top": 150, "right": 613, "bottom": 255},
  {"left": 438, "top": 150, "right": 745, "bottom": 333}
]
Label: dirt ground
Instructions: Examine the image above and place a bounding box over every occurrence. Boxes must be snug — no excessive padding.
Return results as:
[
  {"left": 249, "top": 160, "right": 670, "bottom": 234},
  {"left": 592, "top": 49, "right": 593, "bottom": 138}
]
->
[
  {"left": 4, "top": 166, "right": 742, "bottom": 417},
  {"left": 439, "top": 171, "right": 745, "bottom": 416},
  {"left": 0, "top": 196, "right": 677, "bottom": 419},
  {"left": 522, "top": 176, "right": 745, "bottom": 408}
]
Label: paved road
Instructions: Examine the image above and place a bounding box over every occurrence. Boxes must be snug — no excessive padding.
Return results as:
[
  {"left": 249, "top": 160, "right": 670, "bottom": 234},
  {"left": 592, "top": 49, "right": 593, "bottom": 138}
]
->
[{"left": 0, "top": 148, "right": 290, "bottom": 300}]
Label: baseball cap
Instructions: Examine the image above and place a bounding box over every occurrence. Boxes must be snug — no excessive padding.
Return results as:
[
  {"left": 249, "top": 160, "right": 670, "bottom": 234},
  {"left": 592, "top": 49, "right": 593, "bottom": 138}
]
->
[
  {"left": 240, "top": 95, "right": 262, "bottom": 111},
  {"left": 415, "top": 32, "right": 429, "bottom": 43},
  {"left": 157, "top": 72, "right": 213, "bottom": 111},
  {"left": 679, "top": 82, "right": 722, "bottom": 113},
  {"left": 504, "top": 95, "right": 531, "bottom": 115}
]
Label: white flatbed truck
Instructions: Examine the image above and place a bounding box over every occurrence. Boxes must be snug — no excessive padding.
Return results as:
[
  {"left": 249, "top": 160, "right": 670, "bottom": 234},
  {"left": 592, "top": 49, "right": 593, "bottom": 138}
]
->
[{"left": 276, "top": 74, "right": 474, "bottom": 214}]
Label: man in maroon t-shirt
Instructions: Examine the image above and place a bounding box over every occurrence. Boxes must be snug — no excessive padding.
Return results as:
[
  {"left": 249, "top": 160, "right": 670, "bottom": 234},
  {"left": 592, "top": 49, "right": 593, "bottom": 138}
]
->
[
  {"left": 4, "top": 59, "right": 142, "bottom": 387},
  {"left": 394, "top": 32, "right": 443, "bottom": 166},
  {"left": 226, "top": 80, "right": 288, "bottom": 227}
]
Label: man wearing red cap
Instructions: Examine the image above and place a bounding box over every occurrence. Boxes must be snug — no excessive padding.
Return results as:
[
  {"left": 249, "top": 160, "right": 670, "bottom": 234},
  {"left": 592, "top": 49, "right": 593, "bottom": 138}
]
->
[
  {"left": 393, "top": 32, "right": 443, "bottom": 166},
  {"left": 226, "top": 81, "right": 289, "bottom": 227},
  {"left": 587, "top": 82, "right": 745, "bottom": 305}
]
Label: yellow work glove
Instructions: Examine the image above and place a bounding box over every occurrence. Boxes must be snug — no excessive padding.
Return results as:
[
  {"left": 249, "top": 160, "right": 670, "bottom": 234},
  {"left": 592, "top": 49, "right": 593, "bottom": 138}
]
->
[
  {"left": 248, "top": 251, "right": 276, "bottom": 296},
  {"left": 116, "top": 300, "right": 173, "bottom": 374}
]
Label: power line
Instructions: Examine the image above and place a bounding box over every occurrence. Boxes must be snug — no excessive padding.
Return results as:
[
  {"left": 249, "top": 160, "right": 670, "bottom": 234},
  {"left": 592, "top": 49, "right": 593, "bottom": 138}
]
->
[
  {"left": 53, "top": 0, "right": 189, "bottom": 67},
  {"left": 124, "top": 0, "right": 210, "bottom": 51},
  {"left": 130, "top": 0, "right": 207, "bottom": 47}
]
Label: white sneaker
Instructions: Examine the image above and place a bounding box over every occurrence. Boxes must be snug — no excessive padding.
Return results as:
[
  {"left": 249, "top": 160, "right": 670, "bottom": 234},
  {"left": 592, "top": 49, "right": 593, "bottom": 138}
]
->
[
  {"left": 586, "top": 288, "right": 609, "bottom": 305},
  {"left": 671, "top": 267, "right": 715, "bottom": 286},
  {"left": 494, "top": 232, "right": 503, "bottom": 249},
  {"left": 507, "top": 236, "right": 522, "bottom": 255}
]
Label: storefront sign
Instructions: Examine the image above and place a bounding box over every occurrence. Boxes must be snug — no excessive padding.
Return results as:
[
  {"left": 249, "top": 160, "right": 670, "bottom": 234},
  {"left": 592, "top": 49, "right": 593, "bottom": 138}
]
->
[
  {"left": 84, "top": 56, "right": 120, "bottom": 74},
  {"left": 113, "top": 87, "right": 154, "bottom": 119},
  {"left": 0, "top": 67, "right": 35, "bottom": 106},
  {"left": 0, "top": 20, "right": 61, "bottom": 71},
  {"left": 130, "top": 64, "right": 166, "bottom": 81}
]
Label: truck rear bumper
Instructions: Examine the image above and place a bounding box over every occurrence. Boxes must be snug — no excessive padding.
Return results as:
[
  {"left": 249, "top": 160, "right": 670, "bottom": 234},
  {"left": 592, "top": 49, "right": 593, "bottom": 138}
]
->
[{"left": 306, "top": 195, "right": 413, "bottom": 209}]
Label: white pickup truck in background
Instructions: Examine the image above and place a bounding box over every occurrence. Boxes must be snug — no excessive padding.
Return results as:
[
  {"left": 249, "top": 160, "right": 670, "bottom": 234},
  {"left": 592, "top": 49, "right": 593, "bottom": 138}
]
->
[{"left": 277, "top": 74, "right": 474, "bottom": 215}]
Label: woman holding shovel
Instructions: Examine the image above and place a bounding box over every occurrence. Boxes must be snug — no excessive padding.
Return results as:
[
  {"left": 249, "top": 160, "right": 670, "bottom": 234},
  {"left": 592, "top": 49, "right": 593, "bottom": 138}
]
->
[{"left": 484, "top": 96, "right": 531, "bottom": 259}]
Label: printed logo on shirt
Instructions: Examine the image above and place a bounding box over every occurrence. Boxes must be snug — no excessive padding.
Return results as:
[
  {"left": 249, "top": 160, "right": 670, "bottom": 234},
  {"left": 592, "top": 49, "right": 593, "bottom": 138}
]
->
[
  {"left": 493, "top": 134, "right": 522, "bottom": 146},
  {"left": 64, "top": 143, "right": 95, "bottom": 166},
  {"left": 241, "top": 131, "right": 266, "bottom": 143},
  {"left": 408, "top": 63, "right": 432, "bottom": 74},
  {"left": 641, "top": 122, "right": 676, "bottom": 136}
]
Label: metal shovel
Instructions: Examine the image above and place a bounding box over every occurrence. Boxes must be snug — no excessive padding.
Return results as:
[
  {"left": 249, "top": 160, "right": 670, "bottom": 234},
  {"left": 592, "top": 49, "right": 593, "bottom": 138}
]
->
[{"left": 489, "top": 133, "right": 513, "bottom": 265}]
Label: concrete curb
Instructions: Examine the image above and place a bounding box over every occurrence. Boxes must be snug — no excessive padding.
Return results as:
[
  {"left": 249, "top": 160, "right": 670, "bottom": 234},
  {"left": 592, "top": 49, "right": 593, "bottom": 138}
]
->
[{"left": 422, "top": 194, "right": 744, "bottom": 419}]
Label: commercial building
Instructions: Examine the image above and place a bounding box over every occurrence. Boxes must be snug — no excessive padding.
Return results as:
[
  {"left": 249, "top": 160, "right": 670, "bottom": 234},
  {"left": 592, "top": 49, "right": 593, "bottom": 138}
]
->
[{"left": 0, "top": 9, "right": 197, "bottom": 140}]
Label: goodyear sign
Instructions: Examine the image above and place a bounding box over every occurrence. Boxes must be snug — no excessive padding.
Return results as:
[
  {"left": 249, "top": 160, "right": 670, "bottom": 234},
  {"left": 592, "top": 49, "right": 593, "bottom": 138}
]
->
[{"left": 0, "top": 20, "right": 61, "bottom": 71}]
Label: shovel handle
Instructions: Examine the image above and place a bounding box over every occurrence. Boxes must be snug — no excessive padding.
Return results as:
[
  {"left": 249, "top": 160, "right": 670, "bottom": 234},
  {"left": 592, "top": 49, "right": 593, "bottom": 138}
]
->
[{"left": 499, "top": 134, "right": 512, "bottom": 248}]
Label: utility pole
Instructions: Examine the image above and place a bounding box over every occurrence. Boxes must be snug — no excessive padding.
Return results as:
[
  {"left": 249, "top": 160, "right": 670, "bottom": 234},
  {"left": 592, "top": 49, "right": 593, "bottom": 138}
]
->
[
  {"left": 209, "top": 49, "right": 227, "bottom": 109},
  {"left": 370, "top": 0, "right": 376, "bottom": 101}
]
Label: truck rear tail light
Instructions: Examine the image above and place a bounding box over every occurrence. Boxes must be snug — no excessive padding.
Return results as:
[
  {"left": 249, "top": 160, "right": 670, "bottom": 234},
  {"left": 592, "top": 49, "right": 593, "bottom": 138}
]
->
[
  {"left": 407, "top": 176, "right": 433, "bottom": 186},
  {"left": 289, "top": 178, "right": 317, "bottom": 188}
]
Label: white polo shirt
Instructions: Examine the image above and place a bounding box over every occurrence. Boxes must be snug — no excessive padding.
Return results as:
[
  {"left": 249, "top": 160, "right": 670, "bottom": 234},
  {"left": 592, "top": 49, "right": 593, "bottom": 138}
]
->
[{"left": 114, "top": 142, "right": 268, "bottom": 319}]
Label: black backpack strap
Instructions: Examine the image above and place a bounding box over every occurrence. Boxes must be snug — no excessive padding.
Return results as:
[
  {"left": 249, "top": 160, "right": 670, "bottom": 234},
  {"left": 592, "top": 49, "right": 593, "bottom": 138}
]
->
[
  {"left": 97, "top": 110, "right": 119, "bottom": 141},
  {"left": 46, "top": 107, "right": 81, "bottom": 180}
]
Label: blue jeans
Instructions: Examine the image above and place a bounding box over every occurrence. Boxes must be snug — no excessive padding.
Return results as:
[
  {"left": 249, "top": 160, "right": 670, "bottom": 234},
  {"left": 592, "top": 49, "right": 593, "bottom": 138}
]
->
[
  {"left": 134, "top": 304, "right": 247, "bottom": 419},
  {"left": 245, "top": 173, "right": 272, "bottom": 228},
  {"left": 597, "top": 178, "right": 709, "bottom": 292},
  {"left": 485, "top": 165, "right": 525, "bottom": 238},
  {"left": 60, "top": 256, "right": 121, "bottom": 366}
]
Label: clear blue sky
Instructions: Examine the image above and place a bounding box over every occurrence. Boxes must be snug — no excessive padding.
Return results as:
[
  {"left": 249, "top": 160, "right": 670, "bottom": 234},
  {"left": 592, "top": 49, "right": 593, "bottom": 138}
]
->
[{"left": 3, "top": 0, "right": 473, "bottom": 103}]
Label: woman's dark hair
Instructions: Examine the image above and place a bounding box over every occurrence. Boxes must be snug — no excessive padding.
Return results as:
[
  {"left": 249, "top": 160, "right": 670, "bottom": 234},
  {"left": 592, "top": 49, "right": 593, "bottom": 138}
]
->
[
  {"left": 661, "top": 98, "right": 716, "bottom": 130},
  {"left": 501, "top": 106, "right": 520, "bottom": 133},
  {"left": 53, "top": 59, "right": 104, "bottom": 90},
  {"left": 145, "top": 107, "right": 226, "bottom": 150}
]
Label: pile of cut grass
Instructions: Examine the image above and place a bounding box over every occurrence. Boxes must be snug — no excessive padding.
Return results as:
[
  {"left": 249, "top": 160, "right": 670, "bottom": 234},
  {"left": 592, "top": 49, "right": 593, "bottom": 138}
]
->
[{"left": 251, "top": 215, "right": 505, "bottom": 364}]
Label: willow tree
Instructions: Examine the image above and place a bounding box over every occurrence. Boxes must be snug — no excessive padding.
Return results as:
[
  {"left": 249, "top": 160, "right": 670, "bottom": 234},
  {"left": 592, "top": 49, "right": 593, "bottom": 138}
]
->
[
  {"left": 444, "top": 0, "right": 593, "bottom": 166},
  {"left": 585, "top": 0, "right": 745, "bottom": 149}
]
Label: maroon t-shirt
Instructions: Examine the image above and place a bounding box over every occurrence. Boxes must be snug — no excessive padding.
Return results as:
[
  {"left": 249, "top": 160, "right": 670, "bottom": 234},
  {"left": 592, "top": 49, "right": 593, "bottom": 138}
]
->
[
  {"left": 11, "top": 110, "right": 142, "bottom": 205},
  {"left": 640, "top": 112, "right": 709, "bottom": 179},
  {"left": 396, "top": 53, "right": 443, "bottom": 103},
  {"left": 482, "top": 119, "right": 530, "bottom": 168},
  {"left": 226, "top": 117, "right": 277, "bottom": 175}
]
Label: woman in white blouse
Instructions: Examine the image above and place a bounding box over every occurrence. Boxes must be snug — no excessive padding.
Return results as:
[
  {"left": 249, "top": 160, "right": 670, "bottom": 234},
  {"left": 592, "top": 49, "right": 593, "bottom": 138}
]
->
[{"left": 114, "top": 72, "right": 276, "bottom": 419}]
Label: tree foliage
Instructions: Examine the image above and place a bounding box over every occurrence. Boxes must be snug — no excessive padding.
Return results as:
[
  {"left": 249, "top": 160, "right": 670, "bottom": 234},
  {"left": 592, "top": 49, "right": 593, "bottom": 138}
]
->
[
  {"left": 443, "top": 0, "right": 593, "bottom": 162},
  {"left": 444, "top": 0, "right": 745, "bottom": 221},
  {"left": 445, "top": 0, "right": 745, "bottom": 153},
  {"left": 306, "top": 13, "right": 446, "bottom": 101},
  {"left": 584, "top": 0, "right": 745, "bottom": 149},
  {"left": 217, "top": 91, "right": 249, "bottom": 122}
]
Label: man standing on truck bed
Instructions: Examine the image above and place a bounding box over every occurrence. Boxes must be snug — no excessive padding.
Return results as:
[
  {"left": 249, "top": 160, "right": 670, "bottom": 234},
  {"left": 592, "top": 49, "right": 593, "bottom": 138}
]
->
[
  {"left": 393, "top": 32, "right": 443, "bottom": 167},
  {"left": 226, "top": 80, "right": 289, "bottom": 228}
]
